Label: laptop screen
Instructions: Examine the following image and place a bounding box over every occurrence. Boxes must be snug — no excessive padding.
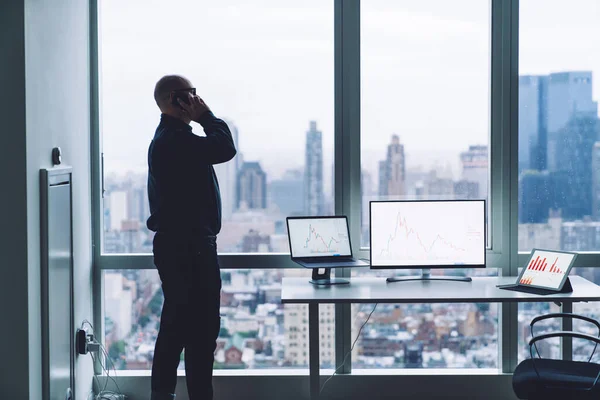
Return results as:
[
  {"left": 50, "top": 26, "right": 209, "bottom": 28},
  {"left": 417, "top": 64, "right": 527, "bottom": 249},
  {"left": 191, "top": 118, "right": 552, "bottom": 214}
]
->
[
  {"left": 518, "top": 249, "right": 577, "bottom": 290},
  {"left": 287, "top": 217, "right": 352, "bottom": 258}
]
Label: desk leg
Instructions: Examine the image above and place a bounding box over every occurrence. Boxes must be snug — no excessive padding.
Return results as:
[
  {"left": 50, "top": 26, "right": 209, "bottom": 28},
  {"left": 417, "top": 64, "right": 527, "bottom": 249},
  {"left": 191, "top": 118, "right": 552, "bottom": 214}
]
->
[
  {"left": 309, "top": 303, "right": 320, "bottom": 399},
  {"left": 562, "top": 301, "right": 573, "bottom": 361}
]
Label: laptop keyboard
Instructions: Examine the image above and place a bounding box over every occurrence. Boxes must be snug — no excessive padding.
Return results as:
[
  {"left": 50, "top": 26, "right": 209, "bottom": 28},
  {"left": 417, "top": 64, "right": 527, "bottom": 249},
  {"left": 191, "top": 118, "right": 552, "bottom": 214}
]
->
[{"left": 301, "top": 258, "right": 356, "bottom": 264}]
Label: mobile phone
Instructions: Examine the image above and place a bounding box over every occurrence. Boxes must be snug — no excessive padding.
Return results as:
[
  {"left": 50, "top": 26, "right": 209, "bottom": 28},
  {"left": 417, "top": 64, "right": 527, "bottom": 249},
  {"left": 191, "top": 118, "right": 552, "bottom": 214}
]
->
[{"left": 171, "top": 92, "right": 191, "bottom": 108}]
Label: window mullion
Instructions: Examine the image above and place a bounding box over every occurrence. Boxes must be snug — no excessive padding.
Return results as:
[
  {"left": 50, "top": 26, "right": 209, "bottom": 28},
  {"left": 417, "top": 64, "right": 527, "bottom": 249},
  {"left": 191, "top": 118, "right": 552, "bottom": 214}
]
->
[{"left": 334, "top": 0, "right": 361, "bottom": 375}]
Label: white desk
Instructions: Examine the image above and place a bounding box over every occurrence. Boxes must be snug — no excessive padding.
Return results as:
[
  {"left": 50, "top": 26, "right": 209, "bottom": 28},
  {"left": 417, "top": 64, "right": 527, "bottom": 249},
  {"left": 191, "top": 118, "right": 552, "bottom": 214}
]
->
[{"left": 281, "top": 276, "right": 600, "bottom": 399}]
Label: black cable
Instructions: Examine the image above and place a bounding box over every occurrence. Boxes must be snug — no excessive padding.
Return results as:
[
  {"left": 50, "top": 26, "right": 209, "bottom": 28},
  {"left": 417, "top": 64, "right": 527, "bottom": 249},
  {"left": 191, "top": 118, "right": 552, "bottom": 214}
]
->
[
  {"left": 100, "top": 344, "right": 122, "bottom": 395},
  {"left": 319, "top": 303, "right": 379, "bottom": 395},
  {"left": 82, "top": 319, "right": 123, "bottom": 399}
]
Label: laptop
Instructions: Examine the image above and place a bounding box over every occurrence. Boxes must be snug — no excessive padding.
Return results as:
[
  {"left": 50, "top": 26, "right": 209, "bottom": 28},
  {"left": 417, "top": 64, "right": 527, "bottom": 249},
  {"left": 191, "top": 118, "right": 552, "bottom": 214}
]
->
[
  {"left": 286, "top": 216, "right": 369, "bottom": 268},
  {"left": 497, "top": 249, "right": 577, "bottom": 295}
]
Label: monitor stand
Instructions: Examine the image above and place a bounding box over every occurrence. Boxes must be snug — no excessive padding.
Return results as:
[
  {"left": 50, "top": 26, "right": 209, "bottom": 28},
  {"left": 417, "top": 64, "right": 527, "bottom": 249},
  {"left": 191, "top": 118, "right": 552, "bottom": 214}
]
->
[
  {"left": 386, "top": 269, "right": 472, "bottom": 283},
  {"left": 310, "top": 268, "right": 350, "bottom": 286}
]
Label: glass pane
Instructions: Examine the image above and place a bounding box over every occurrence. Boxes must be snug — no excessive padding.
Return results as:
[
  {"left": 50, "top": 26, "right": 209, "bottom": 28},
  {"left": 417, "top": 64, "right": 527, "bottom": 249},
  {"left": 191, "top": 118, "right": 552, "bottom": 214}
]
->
[
  {"left": 103, "top": 269, "right": 336, "bottom": 370},
  {"left": 573, "top": 268, "right": 600, "bottom": 363},
  {"left": 351, "top": 269, "right": 499, "bottom": 369},
  {"left": 100, "top": 1, "right": 334, "bottom": 254},
  {"left": 360, "top": 0, "right": 491, "bottom": 248},
  {"left": 518, "top": 0, "right": 600, "bottom": 251},
  {"left": 518, "top": 302, "right": 561, "bottom": 364}
]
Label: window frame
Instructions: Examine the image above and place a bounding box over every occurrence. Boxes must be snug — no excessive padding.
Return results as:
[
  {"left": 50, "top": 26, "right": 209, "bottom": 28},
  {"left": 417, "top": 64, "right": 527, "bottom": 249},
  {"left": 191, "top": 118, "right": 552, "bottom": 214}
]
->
[{"left": 90, "top": 0, "right": 600, "bottom": 378}]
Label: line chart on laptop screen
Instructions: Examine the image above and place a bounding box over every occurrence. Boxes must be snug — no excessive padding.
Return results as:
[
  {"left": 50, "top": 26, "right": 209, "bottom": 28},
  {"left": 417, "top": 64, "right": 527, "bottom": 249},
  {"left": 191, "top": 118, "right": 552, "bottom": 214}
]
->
[{"left": 288, "top": 218, "right": 351, "bottom": 257}]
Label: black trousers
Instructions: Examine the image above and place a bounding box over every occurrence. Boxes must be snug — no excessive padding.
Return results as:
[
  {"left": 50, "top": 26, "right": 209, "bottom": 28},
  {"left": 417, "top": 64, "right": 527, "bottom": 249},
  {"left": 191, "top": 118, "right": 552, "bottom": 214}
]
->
[{"left": 151, "top": 232, "right": 221, "bottom": 400}]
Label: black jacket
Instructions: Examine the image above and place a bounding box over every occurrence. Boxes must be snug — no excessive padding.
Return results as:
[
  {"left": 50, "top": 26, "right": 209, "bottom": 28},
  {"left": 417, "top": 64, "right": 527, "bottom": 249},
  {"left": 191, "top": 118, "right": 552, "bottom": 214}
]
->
[{"left": 147, "top": 112, "right": 237, "bottom": 236}]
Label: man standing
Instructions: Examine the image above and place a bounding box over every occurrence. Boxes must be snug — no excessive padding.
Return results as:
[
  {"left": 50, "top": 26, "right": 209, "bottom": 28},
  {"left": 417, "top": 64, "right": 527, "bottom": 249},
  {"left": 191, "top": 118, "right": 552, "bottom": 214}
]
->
[{"left": 147, "top": 75, "right": 236, "bottom": 400}]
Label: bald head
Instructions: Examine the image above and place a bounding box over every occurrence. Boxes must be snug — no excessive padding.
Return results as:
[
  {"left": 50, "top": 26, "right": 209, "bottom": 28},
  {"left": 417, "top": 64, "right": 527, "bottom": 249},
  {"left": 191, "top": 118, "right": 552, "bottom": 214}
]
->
[{"left": 154, "top": 75, "right": 193, "bottom": 110}]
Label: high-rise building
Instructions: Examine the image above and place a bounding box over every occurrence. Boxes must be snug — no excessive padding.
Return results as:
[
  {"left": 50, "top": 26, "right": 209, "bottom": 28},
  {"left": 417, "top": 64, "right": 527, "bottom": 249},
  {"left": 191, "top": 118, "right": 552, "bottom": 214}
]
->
[
  {"left": 460, "top": 145, "right": 488, "bottom": 199},
  {"left": 592, "top": 142, "right": 600, "bottom": 219},
  {"left": 519, "top": 75, "right": 548, "bottom": 171},
  {"left": 361, "top": 170, "right": 374, "bottom": 246},
  {"left": 268, "top": 169, "right": 304, "bottom": 217},
  {"left": 104, "top": 272, "right": 135, "bottom": 341},
  {"left": 237, "top": 161, "right": 267, "bottom": 210},
  {"left": 305, "top": 121, "right": 324, "bottom": 215},
  {"left": 214, "top": 120, "right": 240, "bottom": 219},
  {"left": 284, "top": 303, "right": 335, "bottom": 367},
  {"left": 128, "top": 187, "right": 148, "bottom": 224},
  {"left": 241, "top": 229, "right": 271, "bottom": 252},
  {"left": 554, "top": 115, "right": 600, "bottom": 219},
  {"left": 546, "top": 72, "right": 597, "bottom": 171},
  {"left": 108, "top": 190, "right": 128, "bottom": 232},
  {"left": 562, "top": 220, "right": 600, "bottom": 251},
  {"left": 519, "top": 170, "right": 553, "bottom": 223},
  {"left": 454, "top": 180, "right": 479, "bottom": 199},
  {"left": 425, "top": 172, "right": 454, "bottom": 198},
  {"left": 520, "top": 72, "right": 597, "bottom": 172},
  {"left": 517, "top": 211, "right": 562, "bottom": 252},
  {"left": 378, "top": 135, "right": 406, "bottom": 198}
]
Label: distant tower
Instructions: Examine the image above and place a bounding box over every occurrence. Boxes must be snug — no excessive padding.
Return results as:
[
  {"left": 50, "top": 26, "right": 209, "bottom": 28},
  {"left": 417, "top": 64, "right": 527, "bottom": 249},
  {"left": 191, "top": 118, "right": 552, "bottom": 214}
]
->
[
  {"left": 520, "top": 72, "right": 597, "bottom": 172},
  {"left": 519, "top": 75, "right": 548, "bottom": 171},
  {"left": 213, "top": 119, "right": 240, "bottom": 219},
  {"left": 236, "top": 161, "right": 267, "bottom": 210},
  {"left": 378, "top": 135, "right": 406, "bottom": 198},
  {"left": 269, "top": 169, "right": 304, "bottom": 216},
  {"left": 545, "top": 71, "right": 597, "bottom": 172},
  {"left": 460, "top": 145, "right": 488, "bottom": 199},
  {"left": 593, "top": 142, "right": 600, "bottom": 219},
  {"left": 305, "top": 121, "right": 324, "bottom": 215}
]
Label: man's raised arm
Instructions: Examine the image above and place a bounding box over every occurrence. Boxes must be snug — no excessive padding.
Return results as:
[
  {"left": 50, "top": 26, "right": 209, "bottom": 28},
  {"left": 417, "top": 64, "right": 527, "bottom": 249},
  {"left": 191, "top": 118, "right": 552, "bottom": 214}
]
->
[{"left": 179, "top": 95, "right": 237, "bottom": 165}]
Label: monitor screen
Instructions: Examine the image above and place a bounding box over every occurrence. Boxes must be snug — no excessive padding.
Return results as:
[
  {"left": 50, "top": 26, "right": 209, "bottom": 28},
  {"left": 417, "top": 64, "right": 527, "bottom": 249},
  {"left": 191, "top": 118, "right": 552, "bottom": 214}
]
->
[
  {"left": 518, "top": 249, "right": 576, "bottom": 290},
  {"left": 287, "top": 217, "right": 352, "bottom": 258},
  {"left": 369, "top": 200, "right": 486, "bottom": 269}
]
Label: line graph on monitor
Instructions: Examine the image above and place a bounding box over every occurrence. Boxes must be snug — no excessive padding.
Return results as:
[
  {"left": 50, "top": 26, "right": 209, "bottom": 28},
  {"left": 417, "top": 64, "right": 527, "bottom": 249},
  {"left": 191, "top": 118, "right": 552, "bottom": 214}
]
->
[
  {"left": 370, "top": 201, "right": 485, "bottom": 267},
  {"left": 380, "top": 213, "right": 468, "bottom": 257}
]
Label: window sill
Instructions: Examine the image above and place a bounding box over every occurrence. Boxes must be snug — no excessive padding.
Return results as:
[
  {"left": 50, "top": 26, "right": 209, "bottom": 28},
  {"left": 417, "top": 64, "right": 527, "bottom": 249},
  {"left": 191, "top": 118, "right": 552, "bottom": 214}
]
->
[{"left": 100, "top": 368, "right": 506, "bottom": 378}]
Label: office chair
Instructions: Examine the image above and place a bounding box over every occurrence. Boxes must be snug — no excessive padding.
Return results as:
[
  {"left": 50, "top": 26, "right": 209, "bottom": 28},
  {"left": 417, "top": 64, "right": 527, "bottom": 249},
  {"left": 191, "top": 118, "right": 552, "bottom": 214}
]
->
[{"left": 513, "top": 313, "right": 600, "bottom": 400}]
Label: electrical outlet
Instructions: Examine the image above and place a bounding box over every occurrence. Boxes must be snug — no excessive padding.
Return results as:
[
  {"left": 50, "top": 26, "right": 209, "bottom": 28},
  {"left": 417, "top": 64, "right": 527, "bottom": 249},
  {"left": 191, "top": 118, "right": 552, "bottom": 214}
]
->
[
  {"left": 76, "top": 329, "right": 87, "bottom": 355},
  {"left": 76, "top": 329, "right": 100, "bottom": 354}
]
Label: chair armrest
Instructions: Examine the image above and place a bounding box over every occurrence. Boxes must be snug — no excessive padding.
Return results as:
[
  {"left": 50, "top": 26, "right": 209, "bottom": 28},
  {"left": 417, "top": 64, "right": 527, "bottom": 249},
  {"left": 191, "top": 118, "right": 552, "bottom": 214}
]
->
[
  {"left": 531, "top": 313, "right": 600, "bottom": 332},
  {"left": 530, "top": 314, "right": 600, "bottom": 362},
  {"left": 529, "top": 331, "right": 600, "bottom": 347}
]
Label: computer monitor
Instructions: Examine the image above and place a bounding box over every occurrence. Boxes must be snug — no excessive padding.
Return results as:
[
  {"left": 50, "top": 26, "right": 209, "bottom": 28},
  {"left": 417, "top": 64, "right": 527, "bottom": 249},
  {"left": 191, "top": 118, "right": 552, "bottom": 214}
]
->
[{"left": 369, "top": 200, "right": 486, "bottom": 283}]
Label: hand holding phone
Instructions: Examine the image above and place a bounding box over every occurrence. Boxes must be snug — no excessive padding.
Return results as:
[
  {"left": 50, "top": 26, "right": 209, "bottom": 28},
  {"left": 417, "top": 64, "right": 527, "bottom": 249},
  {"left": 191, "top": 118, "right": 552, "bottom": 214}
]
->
[
  {"left": 171, "top": 92, "right": 191, "bottom": 108},
  {"left": 177, "top": 92, "right": 211, "bottom": 123}
]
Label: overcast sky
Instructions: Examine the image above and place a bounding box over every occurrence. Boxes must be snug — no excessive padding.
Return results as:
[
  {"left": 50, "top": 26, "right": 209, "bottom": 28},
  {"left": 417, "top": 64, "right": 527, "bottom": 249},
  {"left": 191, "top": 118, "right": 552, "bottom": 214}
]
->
[{"left": 100, "top": 0, "right": 600, "bottom": 184}]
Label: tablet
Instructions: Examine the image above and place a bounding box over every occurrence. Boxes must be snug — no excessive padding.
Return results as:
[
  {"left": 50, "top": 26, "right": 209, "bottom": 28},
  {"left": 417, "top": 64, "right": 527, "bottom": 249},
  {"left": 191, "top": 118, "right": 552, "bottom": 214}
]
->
[{"left": 516, "top": 249, "right": 577, "bottom": 291}]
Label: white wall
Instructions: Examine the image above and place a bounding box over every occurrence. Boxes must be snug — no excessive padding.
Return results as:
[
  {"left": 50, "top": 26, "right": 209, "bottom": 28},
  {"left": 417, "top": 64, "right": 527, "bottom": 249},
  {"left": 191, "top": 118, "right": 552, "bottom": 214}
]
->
[
  {"left": 0, "top": 0, "right": 94, "bottom": 399},
  {"left": 24, "top": 0, "right": 95, "bottom": 398}
]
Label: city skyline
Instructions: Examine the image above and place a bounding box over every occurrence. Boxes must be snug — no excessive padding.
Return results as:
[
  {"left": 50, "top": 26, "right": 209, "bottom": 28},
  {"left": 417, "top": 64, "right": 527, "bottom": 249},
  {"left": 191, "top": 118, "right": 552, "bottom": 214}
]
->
[
  {"left": 102, "top": 122, "right": 487, "bottom": 253},
  {"left": 99, "top": 0, "right": 600, "bottom": 183},
  {"left": 97, "top": 0, "right": 600, "bottom": 374}
]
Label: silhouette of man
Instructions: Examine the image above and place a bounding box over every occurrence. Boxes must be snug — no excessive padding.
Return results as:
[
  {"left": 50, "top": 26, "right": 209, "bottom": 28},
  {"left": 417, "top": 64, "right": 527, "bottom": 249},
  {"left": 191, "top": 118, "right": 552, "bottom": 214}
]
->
[{"left": 148, "top": 75, "right": 236, "bottom": 400}]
